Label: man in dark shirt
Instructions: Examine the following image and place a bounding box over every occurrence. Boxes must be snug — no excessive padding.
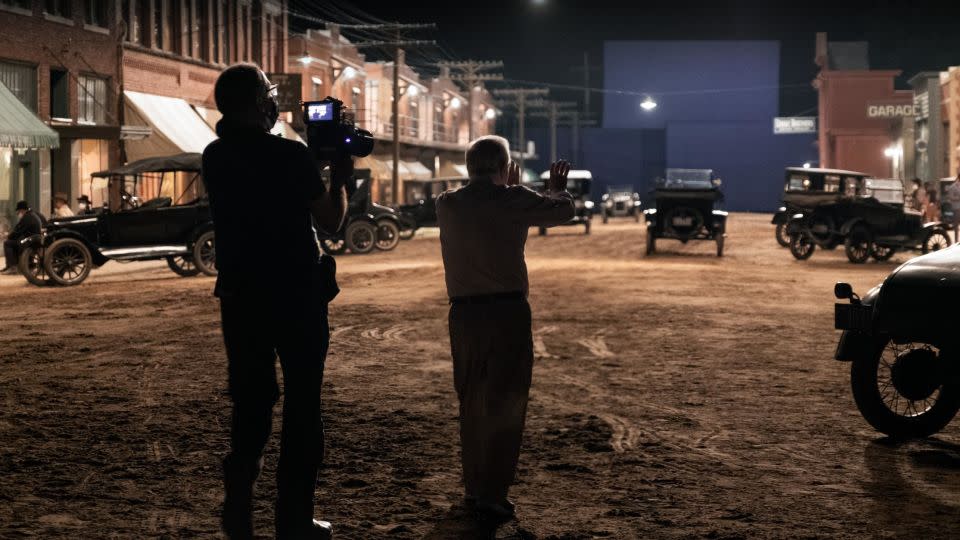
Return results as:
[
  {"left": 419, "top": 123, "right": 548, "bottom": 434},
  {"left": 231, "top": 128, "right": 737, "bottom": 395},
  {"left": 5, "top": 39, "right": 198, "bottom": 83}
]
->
[
  {"left": 202, "top": 64, "right": 347, "bottom": 540},
  {"left": 2, "top": 201, "right": 45, "bottom": 275}
]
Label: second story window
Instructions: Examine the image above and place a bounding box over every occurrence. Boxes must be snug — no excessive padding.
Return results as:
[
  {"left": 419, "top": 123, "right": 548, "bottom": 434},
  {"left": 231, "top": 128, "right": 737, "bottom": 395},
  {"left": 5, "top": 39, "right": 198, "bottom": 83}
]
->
[
  {"left": 45, "top": 0, "right": 72, "bottom": 19},
  {"left": 83, "top": 0, "right": 107, "bottom": 27},
  {"left": 78, "top": 74, "right": 108, "bottom": 124},
  {"left": 153, "top": 0, "right": 164, "bottom": 50},
  {"left": 50, "top": 69, "right": 70, "bottom": 119},
  {"left": 0, "top": 61, "right": 38, "bottom": 112}
]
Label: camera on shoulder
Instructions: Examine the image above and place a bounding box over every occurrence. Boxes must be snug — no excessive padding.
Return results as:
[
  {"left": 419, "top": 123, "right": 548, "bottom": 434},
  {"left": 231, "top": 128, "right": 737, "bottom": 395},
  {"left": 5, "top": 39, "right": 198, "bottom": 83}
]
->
[{"left": 303, "top": 97, "right": 374, "bottom": 161}]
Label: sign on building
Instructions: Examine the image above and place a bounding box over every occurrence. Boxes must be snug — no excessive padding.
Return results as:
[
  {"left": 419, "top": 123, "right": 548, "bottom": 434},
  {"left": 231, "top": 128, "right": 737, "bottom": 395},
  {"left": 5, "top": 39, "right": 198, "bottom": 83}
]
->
[
  {"left": 267, "top": 73, "right": 302, "bottom": 113},
  {"left": 773, "top": 117, "right": 817, "bottom": 134},
  {"left": 866, "top": 102, "right": 917, "bottom": 119}
]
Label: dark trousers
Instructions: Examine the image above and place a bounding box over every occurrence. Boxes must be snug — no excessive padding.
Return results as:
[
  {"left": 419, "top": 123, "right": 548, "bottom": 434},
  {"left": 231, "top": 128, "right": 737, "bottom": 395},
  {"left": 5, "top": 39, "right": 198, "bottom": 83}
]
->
[
  {"left": 4, "top": 238, "right": 18, "bottom": 269},
  {"left": 219, "top": 294, "right": 329, "bottom": 535},
  {"left": 448, "top": 300, "right": 534, "bottom": 503}
]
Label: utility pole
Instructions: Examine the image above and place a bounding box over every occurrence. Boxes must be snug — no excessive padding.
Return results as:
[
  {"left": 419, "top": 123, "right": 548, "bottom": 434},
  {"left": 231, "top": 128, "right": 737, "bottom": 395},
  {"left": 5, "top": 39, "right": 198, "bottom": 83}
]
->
[
  {"left": 570, "top": 52, "right": 601, "bottom": 116},
  {"left": 437, "top": 60, "right": 504, "bottom": 141},
  {"left": 529, "top": 100, "right": 577, "bottom": 162},
  {"left": 493, "top": 88, "right": 548, "bottom": 171},
  {"left": 353, "top": 23, "right": 435, "bottom": 204}
]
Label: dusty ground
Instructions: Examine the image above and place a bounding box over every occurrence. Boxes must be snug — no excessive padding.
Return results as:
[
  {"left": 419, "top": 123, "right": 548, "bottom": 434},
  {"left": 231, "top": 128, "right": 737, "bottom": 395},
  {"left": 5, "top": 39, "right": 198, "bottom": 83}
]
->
[{"left": 1, "top": 213, "right": 959, "bottom": 539}]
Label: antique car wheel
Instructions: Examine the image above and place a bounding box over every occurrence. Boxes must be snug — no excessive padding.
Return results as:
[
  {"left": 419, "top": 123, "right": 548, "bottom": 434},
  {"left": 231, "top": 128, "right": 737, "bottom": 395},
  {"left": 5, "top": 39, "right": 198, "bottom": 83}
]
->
[
  {"left": 43, "top": 238, "right": 92, "bottom": 286},
  {"left": 192, "top": 230, "right": 218, "bottom": 276},
  {"left": 321, "top": 238, "right": 347, "bottom": 255},
  {"left": 166, "top": 255, "right": 201, "bottom": 277},
  {"left": 844, "top": 224, "right": 873, "bottom": 264},
  {"left": 871, "top": 245, "right": 896, "bottom": 262},
  {"left": 345, "top": 221, "right": 377, "bottom": 254},
  {"left": 645, "top": 227, "right": 656, "bottom": 255},
  {"left": 399, "top": 228, "right": 416, "bottom": 240},
  {"left": 921, "top": 229, "right": 951, "bottom": 254},
  {"left": 775, "top": 222, "right": 790, "bottom": 247},
  {"left": 788, "top": 233, "right": 815, "bottom": 260},
  {"left": 375, "top": 219, "right": 401, "bottom": 251},
  {"left": 18, "top": 246, "right": 51, "bottom": 286},
  {"left": 851, "top": 339, "right": 960, "bottom": 439}
]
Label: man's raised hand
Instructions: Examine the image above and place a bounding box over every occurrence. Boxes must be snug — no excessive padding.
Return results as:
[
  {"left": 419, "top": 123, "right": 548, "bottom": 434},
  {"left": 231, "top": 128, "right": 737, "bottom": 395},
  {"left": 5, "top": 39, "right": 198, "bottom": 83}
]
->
[
  {"left": 507, "top": 161, "right": 521, "bottom": 186},
  {"left": 548, "top": 160, "right": 571, "bottom": 192}
]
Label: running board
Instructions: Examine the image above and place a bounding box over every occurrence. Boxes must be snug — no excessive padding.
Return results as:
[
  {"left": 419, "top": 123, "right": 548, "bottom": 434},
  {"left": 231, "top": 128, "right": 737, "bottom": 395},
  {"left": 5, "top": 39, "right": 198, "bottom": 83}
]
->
[{"left": 100, "top": 245, "right": 190, "bottom": 260}]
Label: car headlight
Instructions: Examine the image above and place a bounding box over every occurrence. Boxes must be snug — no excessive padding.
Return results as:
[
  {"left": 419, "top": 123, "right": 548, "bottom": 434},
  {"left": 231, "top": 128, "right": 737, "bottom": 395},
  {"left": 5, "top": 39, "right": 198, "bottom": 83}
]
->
[{"left": 585, "top": 200, "right": 595, "bottom": 209}]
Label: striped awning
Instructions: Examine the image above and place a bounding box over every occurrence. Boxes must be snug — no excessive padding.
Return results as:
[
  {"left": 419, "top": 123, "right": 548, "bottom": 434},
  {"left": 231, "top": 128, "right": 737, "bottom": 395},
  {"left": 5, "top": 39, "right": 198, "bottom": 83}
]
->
[{"left": 0, "top": 81, "right": 59, "bottom": 149}]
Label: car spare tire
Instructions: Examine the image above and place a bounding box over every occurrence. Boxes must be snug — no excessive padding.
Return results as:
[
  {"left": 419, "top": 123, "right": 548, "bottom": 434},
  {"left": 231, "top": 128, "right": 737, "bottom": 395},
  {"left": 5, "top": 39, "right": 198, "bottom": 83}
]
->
[{"left": 664, "top": 206, "right": 703, "bottom": 239}]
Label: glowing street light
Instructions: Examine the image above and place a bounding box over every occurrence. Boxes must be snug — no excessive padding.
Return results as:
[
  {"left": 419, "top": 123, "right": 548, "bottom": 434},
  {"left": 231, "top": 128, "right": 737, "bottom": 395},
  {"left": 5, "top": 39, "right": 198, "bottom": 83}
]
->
[
  {"left": 484, "top": 107, "right": 497, "bottom": 120},
  {"left": 883, "top": 146, "right": 899, "bottom": 158},
  {"left": 803, "top": 162, "right": 812, "bottom": 169},
  {"left": 342, "top": 66, "right": 357, "bottom": 80},
  {"left": 640, "top": 96, "right": 658, "bottom": 111},
  {"left": 450, "top": 97, "right": 462, "bottom": 109},
  {"left": 298, "top": 55, "right": 313, "bottom": 65},
  {"left": 406, "top": 84, "right": 419, "bottom": 96}
]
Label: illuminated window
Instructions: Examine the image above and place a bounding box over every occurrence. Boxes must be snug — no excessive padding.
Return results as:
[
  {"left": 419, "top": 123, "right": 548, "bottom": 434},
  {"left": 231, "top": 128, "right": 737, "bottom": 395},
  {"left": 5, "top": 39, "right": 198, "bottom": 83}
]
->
[{"left": 78, "top": 75, "right": 108, "bottom": 124}]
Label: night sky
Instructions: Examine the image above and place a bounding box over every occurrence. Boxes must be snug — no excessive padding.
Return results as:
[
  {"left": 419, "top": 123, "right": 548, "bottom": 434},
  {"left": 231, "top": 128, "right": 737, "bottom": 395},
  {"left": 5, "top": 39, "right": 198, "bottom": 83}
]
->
[{"left": 298, "top": 1, "right": 960, "bottom": 118}]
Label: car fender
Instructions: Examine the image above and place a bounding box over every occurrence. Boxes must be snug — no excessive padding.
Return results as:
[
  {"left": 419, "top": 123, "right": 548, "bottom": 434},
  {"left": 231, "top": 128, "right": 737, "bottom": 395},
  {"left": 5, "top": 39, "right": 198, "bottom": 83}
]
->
[
  {"left": 839, "top": 217, "right": 866, "bottom": 236},
  {"left": 771, "top": 207, "right": 789, "bottom": 224},
  {"left": 785, "top": 213, "right": 806, "bottom": 235},
  {"left": 373, "top": 213, "right": 400, "bottom": 225},
  {"left": 44, "top": 229, "right": 106, "bottom": 266},
  {"left": 18, "top": 233, "right": 43, "bottom": 249},
  {"left": 642, "top": 208, "right": 657, "bottom": 225},
  {"left": 187, "top": 222, "right": 215, "bottom": 247},
  {"left": 922, "top": 221, "right": 949, "bottom": 233},
  {"left": 835, "top": 330, "right": 877, "bottom": 361}
]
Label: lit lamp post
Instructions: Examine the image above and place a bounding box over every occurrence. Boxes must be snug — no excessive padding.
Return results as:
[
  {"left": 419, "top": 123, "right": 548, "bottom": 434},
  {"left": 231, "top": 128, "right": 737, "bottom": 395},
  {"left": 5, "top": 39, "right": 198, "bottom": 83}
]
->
[{"left": 640, "top": 95, "right": 658, "bottom": 111}]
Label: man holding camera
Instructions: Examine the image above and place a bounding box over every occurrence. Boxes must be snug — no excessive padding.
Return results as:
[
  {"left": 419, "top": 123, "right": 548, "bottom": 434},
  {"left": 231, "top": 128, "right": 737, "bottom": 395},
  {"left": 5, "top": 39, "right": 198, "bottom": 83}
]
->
[
  {"left": 437, "top": 136, "right": 574, "bottom": 520},
  {"left": 203, "top": 64, "right": 347, "bottom": 540}
]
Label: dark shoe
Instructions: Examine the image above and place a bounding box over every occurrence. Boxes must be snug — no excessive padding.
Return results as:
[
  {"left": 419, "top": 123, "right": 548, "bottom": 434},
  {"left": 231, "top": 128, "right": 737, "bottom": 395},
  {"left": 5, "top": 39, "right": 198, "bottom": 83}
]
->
[
  {"left": 276, "top": 519, "right": 333, "bottom": 540},
  {"left": 222, "top": 456, "right": 263, "bottom": 540},
  {"left": 474, "top": 499, "right": 515, "bottom": 521},
  {"left": 1, "top": 266, "right": 18, "bottom": 275}
]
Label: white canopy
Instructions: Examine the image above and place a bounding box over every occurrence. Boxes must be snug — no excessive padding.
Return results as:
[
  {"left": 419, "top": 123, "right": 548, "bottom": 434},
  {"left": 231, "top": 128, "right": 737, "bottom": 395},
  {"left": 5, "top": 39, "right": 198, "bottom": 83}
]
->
[{"left": 123, "top": 91, "right": 216, "bottom": 162}]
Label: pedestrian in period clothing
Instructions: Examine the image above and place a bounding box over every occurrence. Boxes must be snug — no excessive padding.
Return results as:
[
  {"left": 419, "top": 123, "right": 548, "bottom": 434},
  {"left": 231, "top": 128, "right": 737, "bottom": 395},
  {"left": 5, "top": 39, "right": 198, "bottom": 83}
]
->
[
  {"left": 923, "top": 188, "right": 941, "bottom": 223},
  {"left": 52, "top": 193, "right": 74, "bottom": 218},
  {"left": 909, "top": 178, "right": 924, "bottom": 211},
  {"left": 202, "top": 63, "right": 348, "bottom": 540},
  {"left": 436, "top": 135, "right": 575, "bottom": 521},
  {"left": 2, "top": 201, "right": 45, "bottom": 275}
]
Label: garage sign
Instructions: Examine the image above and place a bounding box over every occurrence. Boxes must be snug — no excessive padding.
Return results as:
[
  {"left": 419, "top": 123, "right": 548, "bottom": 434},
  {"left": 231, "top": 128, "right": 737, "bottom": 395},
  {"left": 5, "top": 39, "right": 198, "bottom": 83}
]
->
[{"left": 867, "top": 103, "right": 917, "bottom": 118}]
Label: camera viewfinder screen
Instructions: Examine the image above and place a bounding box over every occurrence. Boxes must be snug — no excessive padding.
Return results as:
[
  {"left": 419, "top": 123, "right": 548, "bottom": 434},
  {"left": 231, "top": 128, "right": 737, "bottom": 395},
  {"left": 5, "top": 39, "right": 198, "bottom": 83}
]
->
[{"left": 307, "top": 103, "right": 334, "bottom": 122}]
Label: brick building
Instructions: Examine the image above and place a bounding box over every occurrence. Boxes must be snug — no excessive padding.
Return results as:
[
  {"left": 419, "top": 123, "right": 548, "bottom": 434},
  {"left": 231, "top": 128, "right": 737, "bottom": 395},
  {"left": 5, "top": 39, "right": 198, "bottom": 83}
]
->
[
  {"left": 0, "top": 0, "right": 120, "bottom": 225},
  {"left": 813, "top": 33, "right": 913, "bottom": 179},
  {"left": 941, "top": 67, "right": 960, "bottom": 178}
]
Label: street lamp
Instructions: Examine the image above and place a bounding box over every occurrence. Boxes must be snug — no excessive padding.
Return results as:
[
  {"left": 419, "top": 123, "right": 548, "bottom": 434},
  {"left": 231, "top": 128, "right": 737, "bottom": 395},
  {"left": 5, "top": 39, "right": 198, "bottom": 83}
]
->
[
  {"left": 640, "top": 96, "right": 657, "bottom": 111},
  {"left": 450, "top": 97, "right": 462, "bottom": 109},
  {"left": 342, "top": 66, "right": 357, "bottom": 80},
  {"left": 484, "top": 107, "right": 497, "bottom": 120},
  {"left": 883, "top": 146, "right": 898, "bottom": 158},
  {"left": 298, "top": 55, "right": 313, "bottom": 65},
  {"left": 407, "top": 84, "right": 419, "bottom": 96},
  {"left": 803, "top": 162, "right": 812, "bottom": 169}
]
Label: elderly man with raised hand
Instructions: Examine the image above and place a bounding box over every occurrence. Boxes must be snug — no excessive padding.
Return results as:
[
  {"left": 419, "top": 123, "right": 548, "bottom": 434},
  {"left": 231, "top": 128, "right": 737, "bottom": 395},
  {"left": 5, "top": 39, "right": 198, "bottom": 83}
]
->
[{"left": 436, "top": 135, "right": 575, "bottom": 521}]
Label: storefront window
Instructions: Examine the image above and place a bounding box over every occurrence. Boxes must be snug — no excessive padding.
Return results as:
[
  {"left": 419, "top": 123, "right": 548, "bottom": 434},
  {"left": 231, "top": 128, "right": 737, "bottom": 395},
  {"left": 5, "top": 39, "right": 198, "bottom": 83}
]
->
[
  {"left": 77, "top": 139, "right": 110, "bottom": 209},
  {"left": 0, "top": 149, "right": 40, "bottom": 234},
  {"left": 78, "top": 75, "right": 108, "bottom": 124},
  {"left": 824, "top": 174, "right": 840, "bottom": 193}
]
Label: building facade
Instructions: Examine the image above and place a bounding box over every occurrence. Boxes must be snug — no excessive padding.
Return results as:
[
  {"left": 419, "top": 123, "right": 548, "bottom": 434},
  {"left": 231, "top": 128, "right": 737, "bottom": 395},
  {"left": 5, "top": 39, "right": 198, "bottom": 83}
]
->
[{"left": 941, "top": 67, "right": 960, "bottom": 178}]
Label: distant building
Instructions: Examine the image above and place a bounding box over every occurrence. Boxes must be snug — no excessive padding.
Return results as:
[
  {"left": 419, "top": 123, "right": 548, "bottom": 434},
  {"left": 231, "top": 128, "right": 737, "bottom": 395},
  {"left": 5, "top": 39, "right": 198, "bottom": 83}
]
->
[{"left": 943, "top": 67, "right": 960, "bottom": 178}]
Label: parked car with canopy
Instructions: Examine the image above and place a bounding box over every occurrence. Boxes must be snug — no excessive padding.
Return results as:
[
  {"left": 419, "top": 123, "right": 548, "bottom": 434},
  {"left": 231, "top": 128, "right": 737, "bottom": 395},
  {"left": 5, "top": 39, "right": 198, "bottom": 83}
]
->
[
  {"left": 773, "top": 167, "right": 871, "bottom": 248},
  {"left": 18, "top": 153, "right": 215, "bottom": 286},
  {"left": 643, "top": 168, "right": 726, "bottom": 256},
  {"left": 787, "top": 176, "right": 952, "bottom": 263},
  {"left": 319, "top": 169, "right": 407, "bottom": 255},
  {"left": 526, "top": 169, "right": 594, "bottom": 235},
  {"left": 396, "top": 176, "right": 468, "bottom": 235},
  {"left": 601, "top": 185, "right": 641, "bottom": 223}
]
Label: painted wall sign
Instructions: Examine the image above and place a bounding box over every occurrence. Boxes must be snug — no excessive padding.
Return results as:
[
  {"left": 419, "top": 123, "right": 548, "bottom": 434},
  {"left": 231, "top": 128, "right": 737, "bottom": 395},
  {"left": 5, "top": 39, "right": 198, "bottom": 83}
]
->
[
  {"left": 866, "top": 103, "right": 917, "bottom": 118},
  {"left": 773, "top": 116, "right": 817, "bottom": 134}
]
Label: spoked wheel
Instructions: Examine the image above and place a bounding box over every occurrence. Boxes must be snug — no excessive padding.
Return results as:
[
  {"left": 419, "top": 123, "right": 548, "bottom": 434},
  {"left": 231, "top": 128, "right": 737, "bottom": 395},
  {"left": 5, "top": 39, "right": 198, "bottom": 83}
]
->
[
  {"left": 43, "top": 238, "right": 92, "bottom": 286},
  {"left": 922, "top": 229, "right": 952, "bottom": 254},
  {"left": 851, "top": 339, "right": 960, "bottom": 438},
  {"left": 775, "top": 222, "right": 790, "bottom": 247},
  {"left": 789, "top": 233, "right": 815, "bottom": 260},
  {"left": 166, "top": 255, "right": 201, "bottom": 277},
  {"left": 645, "top": 227, "right": 656, "bottom": 255},
  {"left": 345, "top": 221, "right": 377, "bottom": 254},
  {"left": 18, "top": 246, "right": 51, "bottom": 286},
  {"left": 192, "top": 230, "right": 217, "bottom": 276},
  {"left": 871, "top": 245, "right": 896, "bottom": 262},
  {"left": 844, "top": 224, "right": 873, "bottom": 264},
  {"left": 321, "top": 237, "right": 347, "bottom": 255},
  {"left": 375, "top": 219, "right": 401, "bottom": 251}
]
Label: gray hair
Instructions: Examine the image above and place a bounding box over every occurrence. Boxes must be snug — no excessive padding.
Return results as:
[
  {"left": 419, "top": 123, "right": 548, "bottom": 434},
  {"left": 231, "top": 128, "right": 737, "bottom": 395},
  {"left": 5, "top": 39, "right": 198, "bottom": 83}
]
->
[{"left": 466, "top": 135, "right": 510, "bottom": 178}]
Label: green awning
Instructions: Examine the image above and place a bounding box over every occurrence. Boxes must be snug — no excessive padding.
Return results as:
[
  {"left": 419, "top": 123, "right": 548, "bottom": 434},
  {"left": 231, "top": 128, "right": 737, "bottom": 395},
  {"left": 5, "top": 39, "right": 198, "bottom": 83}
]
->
[{"left": 0, "top": 81, "right": 59, "bottom": 149}]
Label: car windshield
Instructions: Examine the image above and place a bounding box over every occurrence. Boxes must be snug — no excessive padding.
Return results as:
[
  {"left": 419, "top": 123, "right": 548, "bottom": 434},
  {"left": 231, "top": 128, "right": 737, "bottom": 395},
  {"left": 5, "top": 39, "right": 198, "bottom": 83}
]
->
[
  {"left": 663, "top": 169, "right": 714, "bottom": 189},
  {"left": 525, "top": 179, "right": 589, "bottom": 195},
  {"left": 607, "top": 185, "right": 634, "bottom": 194}
]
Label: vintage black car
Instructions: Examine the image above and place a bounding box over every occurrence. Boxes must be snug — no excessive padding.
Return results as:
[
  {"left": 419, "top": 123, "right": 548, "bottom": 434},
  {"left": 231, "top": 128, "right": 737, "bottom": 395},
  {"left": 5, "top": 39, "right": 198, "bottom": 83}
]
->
[
  {"left": 601, "top": 185, "right": 641, "bottom": 223},
  {"left": 396, "top": 176, "right": 468, "bottom": 234},
  {"left": 18, "top": 153, "right": 215, "bottom": 286},
  {"left": 834, "top": 248, "right": 960, "bottom": 438},
  {"left": 773, "top": 167, "right": 871, "bottom": 248},
  {"left": 643, "top": 169, "right": 727, "bottom": 256},
  {"left": 526, "top": 170, "right": 594, "bottom": 235},
  {"left": 318, "top": 170, "right": 406, "bottom": 255},
  {"left": 787, "top": 177, "right": 952, "bottom": 264}
]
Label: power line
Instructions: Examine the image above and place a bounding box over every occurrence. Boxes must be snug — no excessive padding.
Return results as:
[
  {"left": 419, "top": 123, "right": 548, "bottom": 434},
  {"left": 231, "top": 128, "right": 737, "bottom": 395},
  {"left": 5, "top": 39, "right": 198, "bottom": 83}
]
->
[
  {"left": 496, "top": 78, "right": 814, "bottom": 98},
  {"left": 438, "top": 60, "right": 505, "bottom": 140},
  {"left": 494, "top": 88, "right": 550, "bottom": 170}
]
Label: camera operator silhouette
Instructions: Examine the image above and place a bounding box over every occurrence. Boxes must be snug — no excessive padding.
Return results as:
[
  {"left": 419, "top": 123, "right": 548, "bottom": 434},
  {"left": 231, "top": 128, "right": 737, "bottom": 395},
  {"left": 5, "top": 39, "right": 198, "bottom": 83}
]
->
[
  {"left": 202, "top": 63, "right": 348, "bottom": 540},
  {"left": 437, "top": 136, "right": 574, "bottom": 521}
]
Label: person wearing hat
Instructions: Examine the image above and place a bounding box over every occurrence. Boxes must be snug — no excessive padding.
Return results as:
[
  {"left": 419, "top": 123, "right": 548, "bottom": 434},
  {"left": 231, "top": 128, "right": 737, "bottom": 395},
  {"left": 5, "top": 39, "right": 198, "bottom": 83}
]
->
[
  {"left": 52, "top": 193, "right": 74, "bottom": 218},
  {"left": 2, "top": 201, "right": 46, "bottom": 275}
]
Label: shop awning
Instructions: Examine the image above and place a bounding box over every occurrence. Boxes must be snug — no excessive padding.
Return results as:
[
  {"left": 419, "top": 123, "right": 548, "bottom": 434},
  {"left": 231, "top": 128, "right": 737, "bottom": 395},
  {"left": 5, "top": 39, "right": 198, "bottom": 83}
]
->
[
  {"left": 194, "top": 105, "right": 305, "bottom": 145},
  {"left": 401, "top": 160, "right": 433, "bottom": 180},
  {"left": 0, "top": 81, "right": 59, "bottom": 149},
  {"left": 439, "top": 162, "right": 468, "bottom": 178},
  {"left": 355, "top": 155, "right": 393, "bottom": 179},
  {"left": 123, "top": 90, "right": 216, "bottom": 162}
]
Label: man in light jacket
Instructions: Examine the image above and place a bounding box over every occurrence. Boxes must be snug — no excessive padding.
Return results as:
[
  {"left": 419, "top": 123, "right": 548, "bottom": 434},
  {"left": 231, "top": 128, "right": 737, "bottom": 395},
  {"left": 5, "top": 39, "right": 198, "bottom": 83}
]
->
[{"left": 437, "top": 135, "right": 574, "bottom": 520}]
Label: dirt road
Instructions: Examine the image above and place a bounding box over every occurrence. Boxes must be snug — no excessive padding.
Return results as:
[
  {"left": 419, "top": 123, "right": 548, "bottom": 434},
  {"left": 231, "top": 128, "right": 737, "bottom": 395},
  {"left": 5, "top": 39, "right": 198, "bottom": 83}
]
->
[{"left": 1, "top": 213, "right": 958, "bottom": 539}]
